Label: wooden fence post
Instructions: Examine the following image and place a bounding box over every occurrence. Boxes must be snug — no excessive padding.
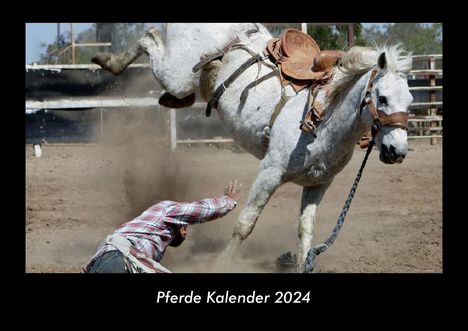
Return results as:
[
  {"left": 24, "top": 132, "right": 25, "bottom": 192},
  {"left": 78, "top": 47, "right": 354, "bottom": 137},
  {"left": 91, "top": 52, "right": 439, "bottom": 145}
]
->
[
  {"left": 428, "top": 57, "right": 438, "bottom": 145},
  {"left": 170, "top": 108, "right": 177, "bottom": 151},
  {"left": 100, "top": 108, "right": 104, "bottom": 143}
]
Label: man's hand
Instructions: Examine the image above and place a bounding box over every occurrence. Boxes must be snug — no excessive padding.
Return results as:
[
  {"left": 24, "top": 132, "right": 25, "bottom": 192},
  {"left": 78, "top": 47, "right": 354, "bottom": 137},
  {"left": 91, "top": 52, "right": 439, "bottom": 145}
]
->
[{"left": 224, "top": 180, "right": 242, "bottom": 201}]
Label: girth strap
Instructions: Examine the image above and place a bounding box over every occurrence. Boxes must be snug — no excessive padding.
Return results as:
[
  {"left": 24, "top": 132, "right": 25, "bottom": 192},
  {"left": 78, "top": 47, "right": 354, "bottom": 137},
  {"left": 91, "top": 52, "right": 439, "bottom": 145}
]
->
[
  {"left": 269, "top": 88, "right": 290, "bottom": 128},
  {"left": 205, "top": 52, "right": 268, "bottom": 117}
]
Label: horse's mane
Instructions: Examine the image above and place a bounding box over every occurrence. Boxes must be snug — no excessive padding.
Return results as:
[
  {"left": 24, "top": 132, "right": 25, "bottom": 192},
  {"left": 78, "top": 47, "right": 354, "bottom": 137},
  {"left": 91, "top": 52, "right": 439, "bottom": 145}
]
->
[{"left": 326, "top": 44, "right": 413, "bottom": 107}]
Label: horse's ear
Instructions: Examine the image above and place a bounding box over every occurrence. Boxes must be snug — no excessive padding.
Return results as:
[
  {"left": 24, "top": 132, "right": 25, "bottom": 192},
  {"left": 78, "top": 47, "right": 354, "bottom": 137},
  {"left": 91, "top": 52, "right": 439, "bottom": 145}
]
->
[{"left": 378, "top": 52, "right": 387, "bottom": 69}]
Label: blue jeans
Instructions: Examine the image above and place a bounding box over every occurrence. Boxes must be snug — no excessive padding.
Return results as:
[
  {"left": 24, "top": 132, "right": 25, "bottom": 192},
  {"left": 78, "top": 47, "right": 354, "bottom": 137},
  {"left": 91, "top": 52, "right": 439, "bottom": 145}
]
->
[{"left": 86, "top": 250, "right": 129, "bottom": 273}]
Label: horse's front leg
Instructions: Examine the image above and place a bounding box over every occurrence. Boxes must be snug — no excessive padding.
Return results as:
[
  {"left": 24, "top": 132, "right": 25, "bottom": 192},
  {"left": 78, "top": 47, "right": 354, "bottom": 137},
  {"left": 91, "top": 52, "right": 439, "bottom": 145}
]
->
[
  {"left": 92, "top": 27, "right": 161, "bottom": 75},
  {"left": 220, "top": 166, "right": 284, "bottom": 260},
  {"left": 296, "top": 183, "right": 331, "bottom": 272}
]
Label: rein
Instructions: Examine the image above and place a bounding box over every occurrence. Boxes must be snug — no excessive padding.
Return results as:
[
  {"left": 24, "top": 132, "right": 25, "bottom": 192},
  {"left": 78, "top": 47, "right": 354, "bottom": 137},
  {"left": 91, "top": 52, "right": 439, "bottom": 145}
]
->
[
  {"left": 303, "top": 67, "right": 409, "bottom": 273},
  {"left": 303, "top": 139, "right": 374, "bottom": 273}
]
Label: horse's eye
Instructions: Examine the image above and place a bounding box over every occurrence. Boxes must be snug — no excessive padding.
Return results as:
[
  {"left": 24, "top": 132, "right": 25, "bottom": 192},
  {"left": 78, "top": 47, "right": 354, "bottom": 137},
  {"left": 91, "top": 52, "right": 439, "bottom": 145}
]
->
[{"left": 379, "top": 96, "right": 387, "bottom": 104}]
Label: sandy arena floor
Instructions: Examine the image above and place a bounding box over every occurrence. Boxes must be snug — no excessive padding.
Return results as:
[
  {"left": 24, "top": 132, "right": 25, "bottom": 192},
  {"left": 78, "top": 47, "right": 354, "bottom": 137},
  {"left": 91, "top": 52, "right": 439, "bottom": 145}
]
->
[{"left": 26, "top": 135, "right": 442, "bottom": 273}]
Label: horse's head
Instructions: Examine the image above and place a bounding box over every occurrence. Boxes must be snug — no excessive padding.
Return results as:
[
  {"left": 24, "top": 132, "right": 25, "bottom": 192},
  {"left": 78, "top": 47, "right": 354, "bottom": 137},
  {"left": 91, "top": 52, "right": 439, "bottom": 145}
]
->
[{"left": 366, "top": 48, "right": 413, "bottom": 164}]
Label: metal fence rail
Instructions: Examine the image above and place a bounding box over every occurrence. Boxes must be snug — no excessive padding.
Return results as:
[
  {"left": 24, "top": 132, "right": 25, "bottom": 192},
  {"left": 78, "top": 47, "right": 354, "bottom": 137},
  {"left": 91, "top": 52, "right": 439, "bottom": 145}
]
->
[
  {"left": 26, "top": 54, "right": 443, "bottom": 148},
  {"left": 26, "top": 97, "right": 160, "bottom": 109}
]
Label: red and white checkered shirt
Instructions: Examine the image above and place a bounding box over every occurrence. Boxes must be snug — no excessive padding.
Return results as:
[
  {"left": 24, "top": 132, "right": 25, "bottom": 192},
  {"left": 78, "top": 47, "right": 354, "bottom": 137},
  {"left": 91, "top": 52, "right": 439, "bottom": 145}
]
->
[{"left": 88, "top": 195, "right": 236, "bottom": 267}]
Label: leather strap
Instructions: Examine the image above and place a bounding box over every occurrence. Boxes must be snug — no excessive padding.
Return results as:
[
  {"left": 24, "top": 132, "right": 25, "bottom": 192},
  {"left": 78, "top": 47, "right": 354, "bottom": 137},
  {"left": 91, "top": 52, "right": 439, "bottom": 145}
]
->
[
  {"left": 192, "top": 37, "right": 241, "bottom": 73},
  {"left": 269, "top": 87, "right": 290, "bottom": 128},
  {"left": 299, "top": 85, "right": 326, "bottom": 135},
  {"left": 377, "top": 110, "right": 408, "bottom": 130},
  {"left": 361, "top": 68, "right": 380, "bottom": 121},
  {"left": 206, "top": 52, "right": 266, "bottom": 117},
  {"left": 245, "top": 25, "right": 260, "bottom": 36}
]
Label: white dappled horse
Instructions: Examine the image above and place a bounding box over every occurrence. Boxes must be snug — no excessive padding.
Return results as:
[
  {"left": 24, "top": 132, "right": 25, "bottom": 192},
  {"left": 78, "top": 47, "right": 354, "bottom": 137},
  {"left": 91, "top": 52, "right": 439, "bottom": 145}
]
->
[{"left": 92, "top": 23, "right": 413, "bottom": 272}]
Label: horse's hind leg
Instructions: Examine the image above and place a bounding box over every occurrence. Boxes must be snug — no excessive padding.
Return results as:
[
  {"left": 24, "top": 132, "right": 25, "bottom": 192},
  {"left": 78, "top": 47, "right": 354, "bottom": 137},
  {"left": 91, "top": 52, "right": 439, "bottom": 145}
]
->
[
  {"left": 92, "top": 27, "right": 161, "bottom": 75},
  {"left": 220, "top": 166, "right": 283, "bottom": 261},
  {"left": 296, "top": 183, "right": 331, "bottom": 272}
]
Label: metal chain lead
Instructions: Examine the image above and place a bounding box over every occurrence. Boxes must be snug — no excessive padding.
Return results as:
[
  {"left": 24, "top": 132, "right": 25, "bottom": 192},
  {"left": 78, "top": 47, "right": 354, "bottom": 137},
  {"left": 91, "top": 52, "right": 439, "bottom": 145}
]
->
[{"left": 303, "top": 140, "right": 375, "bottom": 273}]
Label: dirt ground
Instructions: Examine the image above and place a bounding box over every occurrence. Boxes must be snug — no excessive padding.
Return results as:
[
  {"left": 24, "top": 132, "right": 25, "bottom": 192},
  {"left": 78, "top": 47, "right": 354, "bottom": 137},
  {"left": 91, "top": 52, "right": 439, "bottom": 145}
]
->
[{"left": 25, "top": 129, "right": 442, "bottom": 273}]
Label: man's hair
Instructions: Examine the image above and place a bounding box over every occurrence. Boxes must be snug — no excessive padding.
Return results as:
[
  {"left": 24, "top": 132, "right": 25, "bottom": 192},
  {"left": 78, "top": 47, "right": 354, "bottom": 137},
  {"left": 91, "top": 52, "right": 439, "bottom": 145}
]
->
[{"left": 169, "top": 229, "right": 186, "bottom": 247}]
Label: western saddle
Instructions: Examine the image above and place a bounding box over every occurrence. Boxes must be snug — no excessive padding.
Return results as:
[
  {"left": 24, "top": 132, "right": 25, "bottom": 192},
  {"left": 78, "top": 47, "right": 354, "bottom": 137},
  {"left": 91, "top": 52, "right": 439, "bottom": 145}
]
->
[{"left": 265, "top": 29, "right": 343, "bottom": 135}]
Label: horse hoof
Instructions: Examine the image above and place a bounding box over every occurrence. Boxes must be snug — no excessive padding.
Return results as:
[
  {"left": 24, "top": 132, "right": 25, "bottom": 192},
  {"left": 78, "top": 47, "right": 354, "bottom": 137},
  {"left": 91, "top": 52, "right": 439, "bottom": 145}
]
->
[
  {"left": 159, "top": 92, "right": 195, "bottom": 108},
  {"left": 91, "top": 52, "right": 110, "bottom": 66},
  {"left": 275, "top": 251, "right": 297, "bottom": 272},
  {"left": 91, "top": 52, "right": 124, "bottom": 75}
]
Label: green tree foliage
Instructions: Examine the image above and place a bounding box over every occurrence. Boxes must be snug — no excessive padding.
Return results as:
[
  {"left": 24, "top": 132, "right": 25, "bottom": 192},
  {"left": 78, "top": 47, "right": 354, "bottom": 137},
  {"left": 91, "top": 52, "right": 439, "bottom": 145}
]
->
[
  {"left": 307, "top": 24, "right": 366, "bottom": 50},
  {"left": 74, "top": 25, "right": 99, "bottom": 64},
  {"left": 112, "top": 23, "right": 147, "bottom": 52},
  {"left": 38, "top": 33, "right": 71, "bottom": 65},
  {"left": 38, "top": 23, "right": 151, "bottom": 64},
  {"left": 266, "top": 23, "right": 365, "bottom": 50},
  {"left": 362, "top": 23, "right": 442, "bottom": 55},
  {"left": 266, "top": 23, "right": 302, "bottom": 37}
]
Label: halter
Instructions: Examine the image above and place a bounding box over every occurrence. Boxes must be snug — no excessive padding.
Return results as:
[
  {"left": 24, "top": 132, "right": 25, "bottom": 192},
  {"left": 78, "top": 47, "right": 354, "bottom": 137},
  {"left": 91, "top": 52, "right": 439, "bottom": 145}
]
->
[{"left": 360, "top": 68, "right": 409, "bottom": 138}]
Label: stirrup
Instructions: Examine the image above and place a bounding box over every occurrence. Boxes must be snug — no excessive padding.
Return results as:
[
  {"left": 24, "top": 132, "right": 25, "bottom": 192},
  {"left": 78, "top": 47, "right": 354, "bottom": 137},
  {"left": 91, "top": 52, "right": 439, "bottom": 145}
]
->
[{"left": 158, "top": 92, "right": 195, "bottom": 108}]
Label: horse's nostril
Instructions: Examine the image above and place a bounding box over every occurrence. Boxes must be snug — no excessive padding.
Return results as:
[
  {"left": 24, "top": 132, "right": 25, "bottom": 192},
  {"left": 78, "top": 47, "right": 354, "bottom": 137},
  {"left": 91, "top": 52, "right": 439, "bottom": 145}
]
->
[
  {"left": 389, "top": 145, "right": 398, "bottom": 158},
  {"left": 381, "top": 144, "right": 393, "bottom": 159}
]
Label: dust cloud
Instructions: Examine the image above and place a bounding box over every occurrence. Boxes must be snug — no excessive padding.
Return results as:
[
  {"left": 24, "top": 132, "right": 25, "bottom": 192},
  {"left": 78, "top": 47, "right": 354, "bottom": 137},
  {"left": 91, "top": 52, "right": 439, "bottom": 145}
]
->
[{"left": 84, "top": 98, "right": 280, "bottom": 272}]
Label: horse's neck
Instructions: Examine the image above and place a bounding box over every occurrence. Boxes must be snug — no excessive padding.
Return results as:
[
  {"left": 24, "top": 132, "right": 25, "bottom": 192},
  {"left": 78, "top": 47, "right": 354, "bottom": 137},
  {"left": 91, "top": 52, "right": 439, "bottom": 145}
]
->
[{"left": 321, "top": 70, "right": 373, "bottom": 151}]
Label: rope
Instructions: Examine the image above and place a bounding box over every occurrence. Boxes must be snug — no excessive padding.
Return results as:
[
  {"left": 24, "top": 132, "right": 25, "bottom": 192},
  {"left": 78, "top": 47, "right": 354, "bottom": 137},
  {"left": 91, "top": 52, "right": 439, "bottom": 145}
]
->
[{"left": 303, "top": 139, "right": 375, "bottom": 273}]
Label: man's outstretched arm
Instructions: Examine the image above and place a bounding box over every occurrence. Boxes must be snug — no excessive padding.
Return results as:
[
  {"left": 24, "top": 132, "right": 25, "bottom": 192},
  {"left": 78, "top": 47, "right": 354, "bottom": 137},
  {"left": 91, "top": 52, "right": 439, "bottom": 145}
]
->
[{"left": 163, "top": 180, "right": 242, "bottom": 226}]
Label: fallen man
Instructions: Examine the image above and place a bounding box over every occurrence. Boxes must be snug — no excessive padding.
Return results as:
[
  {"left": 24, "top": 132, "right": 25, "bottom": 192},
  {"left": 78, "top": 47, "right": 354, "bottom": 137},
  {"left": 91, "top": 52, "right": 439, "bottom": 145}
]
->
[{"left": 85, "top": 180, "right": 241, "bottom": 273}]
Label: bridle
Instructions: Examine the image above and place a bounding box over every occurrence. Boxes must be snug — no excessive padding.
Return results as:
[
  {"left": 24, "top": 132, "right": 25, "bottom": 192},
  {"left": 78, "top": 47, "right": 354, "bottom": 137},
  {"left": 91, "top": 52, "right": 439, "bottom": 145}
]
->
[{"left": 360, "top": 68, "right": 409, "bottom": 139}]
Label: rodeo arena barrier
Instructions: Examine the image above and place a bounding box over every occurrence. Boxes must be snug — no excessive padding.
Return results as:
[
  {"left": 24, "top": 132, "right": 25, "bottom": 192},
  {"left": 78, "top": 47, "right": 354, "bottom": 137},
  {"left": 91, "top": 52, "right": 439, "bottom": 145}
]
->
[
  {"left": 25, "top": 24, "right": 442, "bottom": 152},
  {"left": 25, "top": 62, "right": 230, "bottom": 152},
  {"left": 25, "top": 55, "right": 443, "bottom": 151}
]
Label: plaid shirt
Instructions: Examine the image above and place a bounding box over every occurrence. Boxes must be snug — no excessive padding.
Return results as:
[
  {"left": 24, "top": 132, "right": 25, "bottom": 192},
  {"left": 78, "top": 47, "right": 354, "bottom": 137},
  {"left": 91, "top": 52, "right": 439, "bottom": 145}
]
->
[{"left": 88, "top": 195, "right": 236, "bottom": 267}]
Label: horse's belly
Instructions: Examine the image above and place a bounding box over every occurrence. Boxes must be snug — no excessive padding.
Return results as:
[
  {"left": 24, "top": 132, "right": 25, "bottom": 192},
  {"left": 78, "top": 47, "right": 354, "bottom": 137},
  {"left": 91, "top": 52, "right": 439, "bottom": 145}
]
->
[
  {"left": 231, "top": 129, "right": 267, "bottom": 160},
  {"left": 290, "top": 149, "right": 355, "bottom": 186},
  {"left": 290, "top": 169, "right": 334, "bottom": 186},
  {"left": 291, "top": 176, "right": 330, "bottom": 186}
]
